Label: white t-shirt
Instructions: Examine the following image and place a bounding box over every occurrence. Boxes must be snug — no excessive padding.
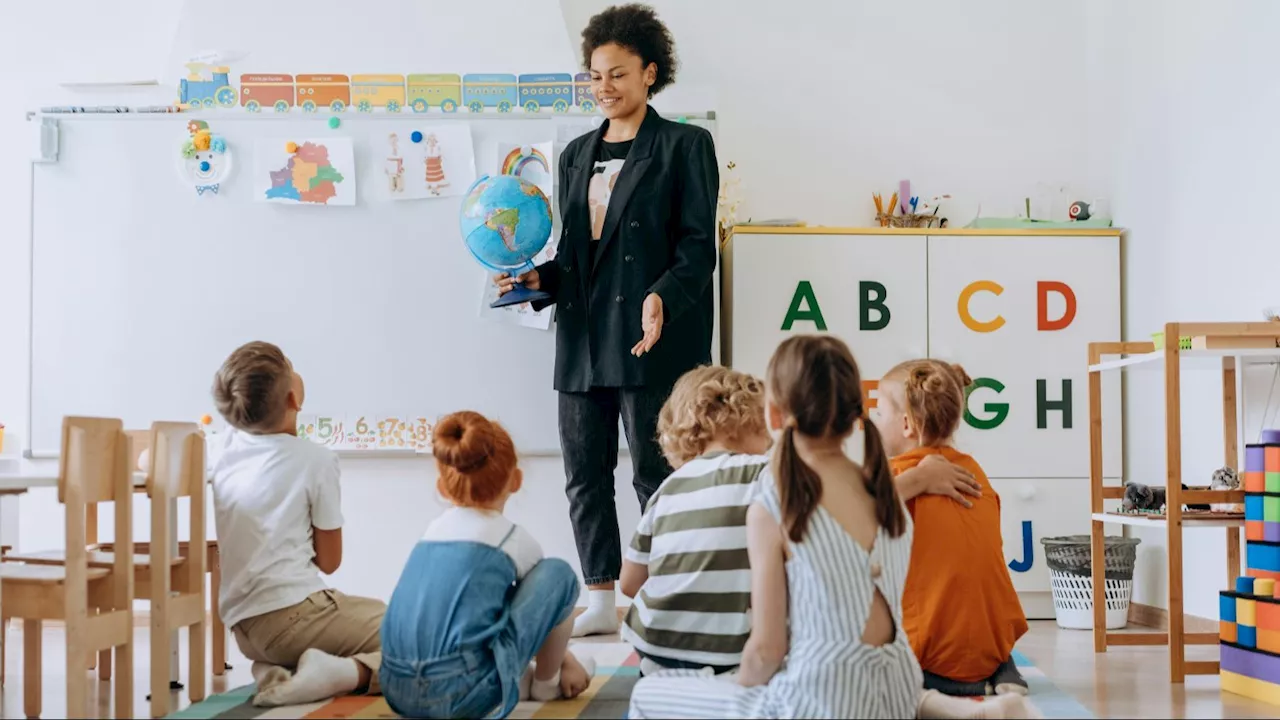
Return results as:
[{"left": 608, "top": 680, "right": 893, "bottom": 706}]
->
[
  {"left": 422, "top": 507, "right": 542, "bottom": 578},
  {"left": 209, "top": 429, "right": 344, "bottom": 628}
]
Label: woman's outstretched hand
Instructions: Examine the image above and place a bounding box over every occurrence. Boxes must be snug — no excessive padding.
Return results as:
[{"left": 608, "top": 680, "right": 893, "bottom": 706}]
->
[
  {"left": 494, "top": 269, "right": 540, "bottom": 296},
  {"left": 632, "top": 293, "right": 664, "bottom": 356}
]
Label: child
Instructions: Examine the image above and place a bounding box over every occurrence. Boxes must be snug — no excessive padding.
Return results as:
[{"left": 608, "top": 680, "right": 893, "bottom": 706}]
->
[
  {"left": 629, "top": 336, "right": 1036, "bottom": 720},
  {"left": 209, "top": 341, "right": 382, "bottom": 708},
  {"left": 874, "top": 359, "right": 1029, "bottom": 697},
  {"left": 619, "top": 366, "right": 772, "bottom": 677},
  {"left": 379, "top": 411, "right": 596, "bottom": 719}
]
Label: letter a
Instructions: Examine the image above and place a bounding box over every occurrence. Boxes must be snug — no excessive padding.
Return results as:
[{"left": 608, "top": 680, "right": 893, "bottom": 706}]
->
[{"left": 781, "top": 281, "right": 827, "bottom": 331}]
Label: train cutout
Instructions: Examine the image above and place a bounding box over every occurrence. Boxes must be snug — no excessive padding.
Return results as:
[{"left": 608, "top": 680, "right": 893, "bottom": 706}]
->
[{"left": 184, "top": 67, "right": 599, "bottom": 114}]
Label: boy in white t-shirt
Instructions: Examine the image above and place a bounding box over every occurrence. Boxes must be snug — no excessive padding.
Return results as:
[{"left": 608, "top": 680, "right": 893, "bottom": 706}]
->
[{"left": 210, "top": 341, "right": 382, "bottom": 707}]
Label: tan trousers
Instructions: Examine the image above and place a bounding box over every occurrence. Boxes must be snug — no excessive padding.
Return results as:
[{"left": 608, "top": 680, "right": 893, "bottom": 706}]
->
[{"left": 233, "top": 589, "right": 384, "bottom": 694}]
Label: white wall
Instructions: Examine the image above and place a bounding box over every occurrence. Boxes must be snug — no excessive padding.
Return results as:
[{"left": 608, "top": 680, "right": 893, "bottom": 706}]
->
[
  {"left": 2, "top": 0, "right": 1162, "bottom": 604},
  {"left": 1086, "top": 0, "right": 1280, "bottom": 620}
]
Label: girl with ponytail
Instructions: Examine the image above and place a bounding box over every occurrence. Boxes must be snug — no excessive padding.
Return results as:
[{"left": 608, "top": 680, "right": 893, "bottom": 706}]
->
[
  {"left": 629, "top": 337, "right": 1040, "bottom": 720},
  {"left": 379, "top": 411, "right": 595, "bottom": 718},
  {"left": 875, "top": 359, "right": 1031, "bottom": 701}
]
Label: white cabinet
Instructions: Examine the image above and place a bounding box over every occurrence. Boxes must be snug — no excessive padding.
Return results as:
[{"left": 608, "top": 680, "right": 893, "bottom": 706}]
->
[
  {"left": 723, "top": 227, "right": 1123, "bottom": 610},
  {"left": 725, "top": 232, "right": 929, "bottom": 385},
  {"left": 926, "top": 236, "right": 1123, "bottom": 478}
]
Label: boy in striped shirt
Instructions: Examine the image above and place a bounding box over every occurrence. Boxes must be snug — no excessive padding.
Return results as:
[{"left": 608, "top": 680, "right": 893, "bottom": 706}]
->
[{"left": 620, "top": 366, "right": 772, "bottom": 676}]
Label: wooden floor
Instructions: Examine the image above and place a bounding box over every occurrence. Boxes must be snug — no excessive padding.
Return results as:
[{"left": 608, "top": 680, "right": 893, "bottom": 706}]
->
[{"left": 1, "top": 620, "right": 1278, "bottom": 718}]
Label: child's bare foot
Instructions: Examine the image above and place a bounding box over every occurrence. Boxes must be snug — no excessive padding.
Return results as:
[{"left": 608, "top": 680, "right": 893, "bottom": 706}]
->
[{"left": 559, "top": 652, "right": 596, "bottom": 699}]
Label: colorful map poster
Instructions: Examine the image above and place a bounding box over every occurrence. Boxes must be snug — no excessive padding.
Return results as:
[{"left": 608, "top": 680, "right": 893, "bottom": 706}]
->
[{"left": 254, "top": 137, "right": 356, "bottom": 206}]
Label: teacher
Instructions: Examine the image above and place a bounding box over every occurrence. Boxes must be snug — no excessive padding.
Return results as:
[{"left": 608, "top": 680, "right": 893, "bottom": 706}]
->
[{"left": 496, "top": 3, "right": 718, "bottom": 636}]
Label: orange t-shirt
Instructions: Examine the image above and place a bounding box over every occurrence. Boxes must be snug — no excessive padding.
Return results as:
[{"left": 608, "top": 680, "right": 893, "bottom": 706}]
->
[{"left": 893, "top": 446, "right": 1028, "bottom": 683}]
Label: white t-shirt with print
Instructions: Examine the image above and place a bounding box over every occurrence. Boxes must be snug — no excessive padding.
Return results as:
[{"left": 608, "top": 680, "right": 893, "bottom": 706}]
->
[{"left": 209, "top": 429, "right": 344, "bottom": 628}]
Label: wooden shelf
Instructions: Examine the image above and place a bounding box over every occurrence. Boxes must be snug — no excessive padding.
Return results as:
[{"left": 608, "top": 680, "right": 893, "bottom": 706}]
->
[
  {"left": 1091, "top": 512, "right": 1244, "bottom": 529},
  {"left": 1089, "top": 347, "right": 1280, "bottom": 373},
  {"left": 1086, "top": 323, "right": 1280, "bottom": 683}
]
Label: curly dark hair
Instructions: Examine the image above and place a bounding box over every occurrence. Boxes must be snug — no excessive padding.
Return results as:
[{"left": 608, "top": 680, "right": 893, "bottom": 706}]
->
[{"left": 581, "top": 3, "right": 678, "bottom": 98}]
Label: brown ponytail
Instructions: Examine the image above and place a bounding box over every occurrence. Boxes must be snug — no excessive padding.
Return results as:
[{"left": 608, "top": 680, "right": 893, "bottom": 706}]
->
[
  {"left": 432, "top": 411, "right": 517, "bottom": 507},
  {"left": 767, "top": 335, "right": 907, "bottom": 540},
  {"left": 861, "top": 416, "right": 904, "bottom": 537},
  {"left": 776, "top": 424, "right": 823, "bottom": 543}
]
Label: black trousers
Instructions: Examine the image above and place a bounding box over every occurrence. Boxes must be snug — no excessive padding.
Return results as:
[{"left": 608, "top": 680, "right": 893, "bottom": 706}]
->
[{"left": 558, "top": 385, "right": 673, "bottom": 585}]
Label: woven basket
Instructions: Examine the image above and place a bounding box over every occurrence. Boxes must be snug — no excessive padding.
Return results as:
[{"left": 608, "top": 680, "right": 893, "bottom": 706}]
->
[
  {"left": 1040, "top": 535, "right": 1140, "bottom": 580},
  {"left": 876, "top": 212, "right": 942, "bottom": 229}
]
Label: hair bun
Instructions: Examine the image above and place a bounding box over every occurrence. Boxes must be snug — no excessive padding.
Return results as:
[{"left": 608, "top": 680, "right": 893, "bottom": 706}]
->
[
  {"left": 949, "top": 363, "right": 973, "bottom": 388},
  {"left": 432, "top": 412, "right": 491, "bottom": 474}
]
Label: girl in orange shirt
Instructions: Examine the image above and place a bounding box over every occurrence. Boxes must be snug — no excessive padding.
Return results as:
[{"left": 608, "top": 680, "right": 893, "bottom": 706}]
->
[{"left": 874, "top": 359, "right": 1029, "bottom": 697}]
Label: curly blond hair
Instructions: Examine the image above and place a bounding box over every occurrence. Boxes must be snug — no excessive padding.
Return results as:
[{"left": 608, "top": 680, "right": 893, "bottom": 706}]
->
[
  {"left": 658, "top": 365, "right": 767, "bottom": 467},
  {"left": 883, "top": 358, "right": 973, "bottom": 446}
]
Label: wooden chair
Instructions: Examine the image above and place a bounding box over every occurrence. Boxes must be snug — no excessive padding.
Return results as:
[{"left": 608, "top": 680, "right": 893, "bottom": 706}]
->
[
  {"left": 0, "top": 416, "right": 135, "bottom": 718},
  {"left": 92, "top": 430, "right": 228, "bottom": 678},
  {"left": 7, "top": 422, "right": 209, "bottom": 717}
]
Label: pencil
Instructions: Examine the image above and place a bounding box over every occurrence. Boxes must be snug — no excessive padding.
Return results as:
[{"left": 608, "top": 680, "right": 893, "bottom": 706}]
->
[{"left": 887, "top": 192, "right": 898, "bottom": 217}]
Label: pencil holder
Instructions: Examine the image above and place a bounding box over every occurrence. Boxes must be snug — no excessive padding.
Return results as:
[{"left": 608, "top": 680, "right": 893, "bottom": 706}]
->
[{"left": 876, "top": 212, "right": 942, "bottom": 229}]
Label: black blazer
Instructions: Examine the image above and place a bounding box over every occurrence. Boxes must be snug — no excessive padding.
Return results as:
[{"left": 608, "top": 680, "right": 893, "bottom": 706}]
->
[{"left": 534, "top": 107, "right": 719, "bottom": 393}]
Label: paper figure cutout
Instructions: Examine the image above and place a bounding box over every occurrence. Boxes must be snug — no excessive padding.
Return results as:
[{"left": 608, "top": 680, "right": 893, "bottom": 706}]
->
[
  {"left": 375, "top": 125, "right": 475, "bottom": 200},
  {"left": 255, "top": 137, "right": 356, "bottom": 206},
  {"left": 178, "top": 120, "right": 233, "bottom": 196},
  {"left": 423, "top": 133, "right": 448, "bottom": 195},
  {"left": 386, "top": 133, "right": 405, "bottom": 193}
]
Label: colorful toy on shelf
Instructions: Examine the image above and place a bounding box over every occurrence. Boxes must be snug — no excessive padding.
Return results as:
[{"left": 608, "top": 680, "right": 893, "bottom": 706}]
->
[
  {"left": 222, "top": 71, "right": 603, "bottom": 114},
  {"left": 517, "top": 73, "right": 573, "bottom": 113},
  {"left": 408, "top": 74, "right": 462, "bottom": 113},
  {"left": 1245, "top": 442, "right": 1280, "bottom": 544},
  {"left": 180, "top": 62, "right": 238, "bottom": 110},
  {"left": 1221, "top": 576, "right": 1280, "bottom": 703}
]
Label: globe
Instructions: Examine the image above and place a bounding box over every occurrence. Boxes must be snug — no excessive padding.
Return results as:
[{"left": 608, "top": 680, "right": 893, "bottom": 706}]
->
[{"left": 460, "top": 174, "right": 554, "bottom": 308}]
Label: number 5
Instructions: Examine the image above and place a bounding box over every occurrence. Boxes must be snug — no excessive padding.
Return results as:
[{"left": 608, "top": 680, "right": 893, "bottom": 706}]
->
[{"left": 318, "top": 417, "right": 333, "bottom": 439}]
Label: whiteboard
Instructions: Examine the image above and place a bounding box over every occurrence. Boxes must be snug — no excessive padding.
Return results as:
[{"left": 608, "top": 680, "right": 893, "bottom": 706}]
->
[{"left": 27, "top": 111, "right": 718, "bottom": 456}]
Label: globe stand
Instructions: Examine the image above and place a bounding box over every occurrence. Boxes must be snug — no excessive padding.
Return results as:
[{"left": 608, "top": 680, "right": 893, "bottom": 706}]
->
[{"left": 491, "top": 282, "right": 550, "bottom": 309}]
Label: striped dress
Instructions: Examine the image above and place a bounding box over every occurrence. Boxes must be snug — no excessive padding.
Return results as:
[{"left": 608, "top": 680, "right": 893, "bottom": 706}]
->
[{"left": 628, "top": 468, "right": 923, "bottom": 719}]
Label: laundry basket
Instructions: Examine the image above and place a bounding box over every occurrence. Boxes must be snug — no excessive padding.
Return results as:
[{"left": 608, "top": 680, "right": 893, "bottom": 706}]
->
[{"left": 1040, "top": 535, "right": 1141, "bottom": 630}]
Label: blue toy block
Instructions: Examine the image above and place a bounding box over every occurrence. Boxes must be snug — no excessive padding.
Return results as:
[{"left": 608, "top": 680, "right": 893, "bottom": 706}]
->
[
  {"left": 1224, "top": 592, "right": 1240, "bottom": 622},
  {"left": 1250, "top": 543, "right": 1280, "bottom": 573},
  {"left": 1240, "top": 624, "right": 1259, "bottom": 648},
  {"left": 1248, "top": 494, "right": 1266, "bottom": 521}
]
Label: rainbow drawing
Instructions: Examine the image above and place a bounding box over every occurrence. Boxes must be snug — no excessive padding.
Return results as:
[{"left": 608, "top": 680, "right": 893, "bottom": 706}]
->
[{"left": 501, "top": 146, "right": 551, "bottom": 177}]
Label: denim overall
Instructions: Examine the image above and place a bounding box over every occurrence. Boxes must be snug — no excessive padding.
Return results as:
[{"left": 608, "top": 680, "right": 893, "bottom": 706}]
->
[{"left": 379, "top": 526, "right": 580, "bottom": 719}]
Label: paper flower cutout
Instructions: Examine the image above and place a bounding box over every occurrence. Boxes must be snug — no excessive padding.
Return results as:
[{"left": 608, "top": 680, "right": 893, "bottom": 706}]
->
[
  {"left": 210, "top": 136, "right": 227, "bottom": 154},
  {"left": 181, "top": 140, "right": 197, "bottom": 159},
  {"left": 193, "top": 130, "right": 212, "bottom": 151}
]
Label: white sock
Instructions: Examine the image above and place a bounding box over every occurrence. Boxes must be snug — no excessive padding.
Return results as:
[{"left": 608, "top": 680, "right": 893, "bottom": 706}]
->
[
  {"left": 572, "top": 589, "right": 619, "bottom": 637},
  {"left": 530, "top": 669, "right": 562, "bottom": 702},
  {"left": 253, "top": 648, "right": 361, "bottom": 707},
  {"left": 251, "top": 662, "right": 291, "bottom": 694}
]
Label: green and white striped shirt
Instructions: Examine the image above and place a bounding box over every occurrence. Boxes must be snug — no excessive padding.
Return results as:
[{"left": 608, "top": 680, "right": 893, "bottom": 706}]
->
[{"left": 621, "top": 451, "right": 770, "bottom": 668}]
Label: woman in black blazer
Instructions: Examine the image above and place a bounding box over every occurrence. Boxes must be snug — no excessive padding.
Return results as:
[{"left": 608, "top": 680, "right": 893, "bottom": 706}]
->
[{"left": 496, "top": 4, "right": 718, "bottom": 636}]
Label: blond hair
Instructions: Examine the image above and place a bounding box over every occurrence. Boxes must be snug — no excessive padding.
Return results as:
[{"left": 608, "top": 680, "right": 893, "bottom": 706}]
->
[
  {"left": 883, "top": 359, "right": 973, "bottom": 446},
  {"left": 212, "top": 341, "right": 292, "bottom": 432},
  {"left": 657, "top": 365, "right": 767, "bottom": 466}
]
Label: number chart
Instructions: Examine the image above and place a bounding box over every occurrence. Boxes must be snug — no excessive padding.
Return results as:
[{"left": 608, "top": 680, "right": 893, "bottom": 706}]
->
[{"left": 296, "top": 414, "right": 434, "bottom": 452}]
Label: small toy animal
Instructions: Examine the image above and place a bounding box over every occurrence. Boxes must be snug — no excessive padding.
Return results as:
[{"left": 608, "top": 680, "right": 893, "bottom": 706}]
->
[
  {"left": 1210, "top": 466, "right": 1244, "bottom": 513},
  {"left": 1123, "top": 482, "right": 1165, "bottom": 511},
  {"left": 1069, "top": 201, "right": 1091, "bottom": 221},
  {"left": 1123, "top": 482, "right": 1208, "bottom": 512}
]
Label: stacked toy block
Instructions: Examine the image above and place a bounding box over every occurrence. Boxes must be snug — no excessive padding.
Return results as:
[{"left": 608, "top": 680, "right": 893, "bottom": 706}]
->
[
  {"left": 1220, "top": 577, "right": 1280, "bottom": 703},
  {"left": 1221, "top": 440, "right": 1280, "bottom": 703},
  {"left": 1244, "top": 444, "right": 1280, "bottom": 553}
]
